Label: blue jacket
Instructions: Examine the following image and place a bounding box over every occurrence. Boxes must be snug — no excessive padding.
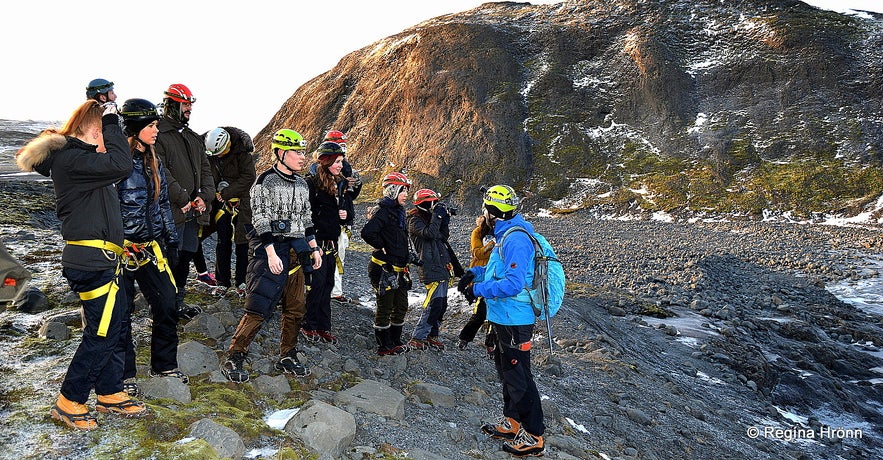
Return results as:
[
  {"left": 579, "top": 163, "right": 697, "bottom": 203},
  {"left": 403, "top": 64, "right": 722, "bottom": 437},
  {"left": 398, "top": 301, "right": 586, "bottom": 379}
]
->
[
  {"left": 470, "top": 214, "right": 535, "bottom": 326},
  {"left": 117, "top": 150, "right": 179, "bottom": 247}
]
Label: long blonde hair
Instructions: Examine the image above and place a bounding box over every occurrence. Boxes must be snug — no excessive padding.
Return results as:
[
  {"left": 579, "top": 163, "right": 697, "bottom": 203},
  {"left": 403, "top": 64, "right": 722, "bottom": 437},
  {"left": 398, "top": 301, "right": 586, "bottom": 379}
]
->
[{"left": 54, "top": 100, "right": 102, "bottom": 138}]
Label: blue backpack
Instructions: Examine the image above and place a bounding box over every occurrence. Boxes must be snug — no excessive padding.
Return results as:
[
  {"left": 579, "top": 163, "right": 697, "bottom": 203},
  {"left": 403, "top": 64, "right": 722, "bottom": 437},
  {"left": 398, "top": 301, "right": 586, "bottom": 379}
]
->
[{"left": 498, "top": 227, "right": 565, "bottom": 320}]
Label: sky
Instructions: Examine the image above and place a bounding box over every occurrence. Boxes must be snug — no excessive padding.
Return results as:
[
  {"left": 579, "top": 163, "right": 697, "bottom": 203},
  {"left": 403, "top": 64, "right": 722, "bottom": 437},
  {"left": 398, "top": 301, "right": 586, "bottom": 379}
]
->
[{"left": 0, "top": 0, "right": 878, "bottom": 138}]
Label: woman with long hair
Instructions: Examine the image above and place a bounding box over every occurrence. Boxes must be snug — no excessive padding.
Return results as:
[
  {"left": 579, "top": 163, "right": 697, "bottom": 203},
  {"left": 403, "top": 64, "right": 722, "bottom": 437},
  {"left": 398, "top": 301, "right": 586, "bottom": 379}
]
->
[
  {"left": 301, "top": 141, "right": 347, "bottom": 344},
  {"left": 16, "top": 99, "right": 146, "bottom": 430},
  {"left": 117, "top": 98, "right": 188, "bottom": 396}
]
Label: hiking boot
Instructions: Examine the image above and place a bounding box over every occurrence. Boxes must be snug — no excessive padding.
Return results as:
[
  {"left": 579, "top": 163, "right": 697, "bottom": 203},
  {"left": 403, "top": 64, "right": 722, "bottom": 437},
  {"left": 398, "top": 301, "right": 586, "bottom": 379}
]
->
[
  {"left": 503, "top": 427, "right": 545, "bottom": 457},
  {"left": 95, "top": 392, "right": 147, "bottom": 417},
  {"left": 457, "top": 339, "right": 469, "bottom": 350},
  {"left": 301, "top": 329, "right": 322, "bottom": 342},
  {"left": 50, "top": 394, "right": 97, "bottom": 431},
  {"left": 195, "top": 272, "right": 217, "bottom": 286},
  {"left": 427, "top": 336, "right": 445, "bottom": 351},
  {"left": 275, "top": 353, "right": 311, "bottom": 377},
  {"left": 377, "top": 344, "right": 406, "bottom": 356},
  {"left": 236, "top": 283, "right": 247, "bottom": 298},
  {"left": 481, "top": 416, "right": 521, "bottom": 440},
  {"left": 178, "top": 304, "right": 202, "bottom": 322},
  {"left": 149, "top": 368, "right": 189, "bottom": 384},
  {"left": 222, "top": 351, "right": 249, "bottom": 383},
  {"left": 212, "top": 285, "right": 230, "bottom": 297},
  {"left": 122, "top": 378, "right": 140, "bottom": 397},
  {"left": 317, "top": 330, "right": 338, "bottom": 344},
  {"left": 407, "top": 338, "right": 428, "bottom": 351}
]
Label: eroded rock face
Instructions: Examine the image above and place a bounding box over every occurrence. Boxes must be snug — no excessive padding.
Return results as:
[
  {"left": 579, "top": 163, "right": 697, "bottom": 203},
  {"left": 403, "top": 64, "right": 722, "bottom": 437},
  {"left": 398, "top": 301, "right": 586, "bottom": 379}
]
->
[{"left": 254, "top": 0, "right": 882, "bottom": 212}]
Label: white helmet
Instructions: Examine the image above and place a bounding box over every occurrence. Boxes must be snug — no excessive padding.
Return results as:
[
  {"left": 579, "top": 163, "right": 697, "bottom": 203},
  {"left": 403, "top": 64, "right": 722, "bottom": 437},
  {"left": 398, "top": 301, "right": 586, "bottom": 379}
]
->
[{"left": 205, "top": 127, "right": 231, "bottom": 156}]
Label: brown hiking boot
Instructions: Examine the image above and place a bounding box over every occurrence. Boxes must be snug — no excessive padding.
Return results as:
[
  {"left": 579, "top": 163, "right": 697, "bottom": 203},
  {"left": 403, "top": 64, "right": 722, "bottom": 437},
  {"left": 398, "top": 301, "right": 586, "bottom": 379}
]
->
[
  {"left": 502, "top": 427, "right": 545, "bottom": 457},
  {"left": 50, "top": 394, "right": 97, "bottom": 431},
  {"left": 95, "top": 392, "right": 147, "bottom": 417},
  {"left": 407, "top": 338, "right": 429, "bottom": 351},
  {"left": 481, "top": 416, "right": 521, "bottom": 440}
]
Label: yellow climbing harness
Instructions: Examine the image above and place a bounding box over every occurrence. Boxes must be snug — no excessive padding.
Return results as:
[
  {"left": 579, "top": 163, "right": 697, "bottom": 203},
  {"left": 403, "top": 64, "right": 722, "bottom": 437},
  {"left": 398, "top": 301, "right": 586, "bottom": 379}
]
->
[
  {"left": 65, "top": 240, "right": 125, "bottom": 337},
  {"left": 122, "top": 240, "right": 177, "bottom": 290}
]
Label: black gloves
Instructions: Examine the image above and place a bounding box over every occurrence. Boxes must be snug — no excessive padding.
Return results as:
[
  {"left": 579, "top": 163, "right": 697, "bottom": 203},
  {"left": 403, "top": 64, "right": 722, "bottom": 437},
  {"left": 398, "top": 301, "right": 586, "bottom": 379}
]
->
[
  {"left": 165, "top": 246, "right": 179, "bottom": 269},
  {"left": 463, "top": 283, "right": 477, "bottom": 304},
  {"left": 457, "top": 271, "right": 475, "bottom": 293}
]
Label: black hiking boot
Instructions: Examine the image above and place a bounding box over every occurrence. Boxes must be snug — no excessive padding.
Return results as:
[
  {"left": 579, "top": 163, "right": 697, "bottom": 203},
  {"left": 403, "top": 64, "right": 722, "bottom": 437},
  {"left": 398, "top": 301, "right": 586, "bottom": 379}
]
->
[
  {"left": 222, "top": 351, "right": 249, "bottom": 383},
  {"left": 275, "top": 351, "right": 310, "bottom": 377}
]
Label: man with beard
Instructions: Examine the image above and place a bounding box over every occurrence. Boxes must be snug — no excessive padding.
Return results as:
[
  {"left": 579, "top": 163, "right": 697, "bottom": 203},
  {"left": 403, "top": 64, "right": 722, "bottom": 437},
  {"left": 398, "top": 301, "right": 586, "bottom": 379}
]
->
[{"left": 154, "top": 83, "right": 215, "bottom": 321}]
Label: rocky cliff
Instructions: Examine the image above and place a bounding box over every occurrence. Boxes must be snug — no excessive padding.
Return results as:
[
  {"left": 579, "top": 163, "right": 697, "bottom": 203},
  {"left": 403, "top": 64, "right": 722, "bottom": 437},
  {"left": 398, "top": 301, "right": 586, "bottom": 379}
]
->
[{"left": 255, "top": 0, "right": 883, "bottom": 216}]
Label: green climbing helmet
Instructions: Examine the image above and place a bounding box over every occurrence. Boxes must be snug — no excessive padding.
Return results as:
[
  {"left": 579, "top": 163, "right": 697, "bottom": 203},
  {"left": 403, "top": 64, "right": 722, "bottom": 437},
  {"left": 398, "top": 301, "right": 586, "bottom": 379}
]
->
[{"left": 271, "top": 129, "right": 306, "bottom": 151}]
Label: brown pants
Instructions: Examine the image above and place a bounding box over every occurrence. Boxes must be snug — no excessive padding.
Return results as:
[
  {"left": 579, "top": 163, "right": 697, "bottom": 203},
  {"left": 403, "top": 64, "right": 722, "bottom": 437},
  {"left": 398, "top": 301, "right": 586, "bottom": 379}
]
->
[{"left": 227, "top": 252, "right": 307, "bottom": 358}]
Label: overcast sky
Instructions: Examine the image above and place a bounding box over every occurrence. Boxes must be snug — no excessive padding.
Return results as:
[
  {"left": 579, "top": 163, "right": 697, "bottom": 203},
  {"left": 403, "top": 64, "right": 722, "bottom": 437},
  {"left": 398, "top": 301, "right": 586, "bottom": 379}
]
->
[{"left": 0, "top": 0, "right": 877, "bottom": 137}]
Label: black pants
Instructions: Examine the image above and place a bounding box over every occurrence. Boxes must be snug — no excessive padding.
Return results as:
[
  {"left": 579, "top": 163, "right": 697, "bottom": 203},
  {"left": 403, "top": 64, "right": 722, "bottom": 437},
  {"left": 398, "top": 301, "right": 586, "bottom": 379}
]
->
[
  {"left": 458, "top": 297, "right": 487, "bottom": 343},
  {"left": 303, "top": 251, "right": 336, "bottom": 331},
  {"left": 215, "top": 212, "right": 248, "bottom": 288},
  {"left": 368, "top": 261, "right": 409, "bottom": 328},
  {"left": 122, "top": 250, "right": 179, "bottom": 378},
  {"left": 492, "top": 323, "right": 545, "bottom": 436},
  {"left": 60, "top": 267, "right": 127, "bottom": 403}
]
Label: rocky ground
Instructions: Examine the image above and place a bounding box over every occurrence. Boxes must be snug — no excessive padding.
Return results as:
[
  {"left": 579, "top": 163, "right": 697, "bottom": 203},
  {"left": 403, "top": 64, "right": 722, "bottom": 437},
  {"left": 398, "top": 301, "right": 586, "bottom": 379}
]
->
[{"left": 1, "top": 179, "right": 883, "bottom": 459}]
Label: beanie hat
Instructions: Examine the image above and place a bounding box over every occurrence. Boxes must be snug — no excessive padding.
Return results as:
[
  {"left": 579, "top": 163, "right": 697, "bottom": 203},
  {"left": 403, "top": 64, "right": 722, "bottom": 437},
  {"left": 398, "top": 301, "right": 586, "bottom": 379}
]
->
[{"left": 124, "top": 118, "right": 154, "bottom": 137}]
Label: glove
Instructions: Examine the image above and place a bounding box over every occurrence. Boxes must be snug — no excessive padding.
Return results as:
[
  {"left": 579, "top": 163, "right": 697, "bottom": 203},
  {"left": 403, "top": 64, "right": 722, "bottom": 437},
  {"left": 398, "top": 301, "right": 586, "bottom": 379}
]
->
[
  {"left": 463, "top": 283, "right": 477, "bottom": 304},
  {"left": 165, "top": 246, "right": 179, "bottom": 269},
  {"left": 101, "top": 102, "right": 119, "bottom": 116},
  {"left": 457, "top": 271, "right": 475, "bottom": 294}
]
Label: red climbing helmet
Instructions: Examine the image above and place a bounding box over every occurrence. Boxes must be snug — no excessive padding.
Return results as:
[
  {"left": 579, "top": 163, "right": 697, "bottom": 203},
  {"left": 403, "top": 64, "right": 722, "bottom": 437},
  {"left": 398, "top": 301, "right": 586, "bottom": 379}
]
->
[{"left": 163, "top": 83, "right": 196, "bottom": 103}]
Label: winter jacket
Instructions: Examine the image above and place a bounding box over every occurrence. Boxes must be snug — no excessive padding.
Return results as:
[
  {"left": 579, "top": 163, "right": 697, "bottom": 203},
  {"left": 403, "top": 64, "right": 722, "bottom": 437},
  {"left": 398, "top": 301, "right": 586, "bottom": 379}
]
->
[
  {"left": 407, "top": 206, "right": 452, "bottom": 284},
  {"left": 117, "top": 149, "right": 179, "bottom": 247},
  {"left": 337, "top": 171, "right": 361, "bottom": 227},
  {"left": 305, "top": 175, "right": 343, "bottom": 244},
  {"left": 308, "top": 159, "right": 361, "bottom": 226},
  {"left": 360, "top": 197, "right": 410, "bottom": 267},
  {"left": 15, "top": 114, "right": 133, "bottom": 271},
  {"left": 469, "top": 224, "right": 494, "bottom": 268},
  {"left": 206, "top": 127, "right": 256, "bottom": 242},
  {"left": 155, "top": 117, "right": 215, "bottom": 226},
  {"left": 250, "top": 165, "right": 314, "bottom": 248},
  {"left": 470, "top": 214, "right": 536, "bottom": 326}
]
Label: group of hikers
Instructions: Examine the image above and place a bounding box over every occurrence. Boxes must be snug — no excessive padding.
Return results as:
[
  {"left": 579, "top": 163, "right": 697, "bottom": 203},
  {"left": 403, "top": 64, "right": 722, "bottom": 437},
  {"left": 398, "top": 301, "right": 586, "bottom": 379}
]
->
[{"left": 14, "top": 78, "right": 547, "bottom": 457}]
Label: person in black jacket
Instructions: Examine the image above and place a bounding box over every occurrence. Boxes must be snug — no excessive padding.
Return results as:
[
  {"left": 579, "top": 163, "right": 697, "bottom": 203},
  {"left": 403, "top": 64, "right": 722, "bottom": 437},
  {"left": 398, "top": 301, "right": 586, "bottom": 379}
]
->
[
  {"left": 321, "top": 130, "right": 362, "bottom": 304},
  {"left": 407, "top": 188, "right": 455, "bottom": 351},
  {"left": 117, "top": 99, "right": 187, "bottom": 396},
  {"left": 17, "top": 99, "right": 146, "bottom": 430},
  {"left": 360, "top": 172, "right": 412, "bottom": 355},
  {"left": 301, "top": 142, "right": 347, "bottom": 344},
  {"left": 154, "top": 83, "right": 214, "bottom": 321},
  {"left": 203, "top": 126, "right": 257, "bottom": 296}
]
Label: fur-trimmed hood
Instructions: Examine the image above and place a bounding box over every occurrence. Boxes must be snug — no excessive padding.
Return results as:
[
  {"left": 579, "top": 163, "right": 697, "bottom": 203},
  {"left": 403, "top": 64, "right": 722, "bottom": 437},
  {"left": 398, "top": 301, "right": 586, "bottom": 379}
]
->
[{"left": 16, "top": 133, "right": 67, "bottom": 177}]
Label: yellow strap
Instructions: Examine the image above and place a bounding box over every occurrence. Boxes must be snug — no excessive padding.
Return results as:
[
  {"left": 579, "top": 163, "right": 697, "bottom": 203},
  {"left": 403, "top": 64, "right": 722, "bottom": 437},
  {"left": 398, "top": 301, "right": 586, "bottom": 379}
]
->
[
  {"left": 288, "top": 264, "right": 302, "bottom": 276},
  {"left": 78, "top": 273, "right": 119, "bottom": 337},
  {"left": 67, "top": 239, "right": 125, "bottom": 256},
  {"left": 336, "top": 253, "right": 344, "bottom": 275},
  {"left": 149, "top": 241, "right": 178, "bottom": 292},
  {"left": 370, "top": 256, "right": 405, "bottom": 272},
  {"left": 422, "top": 281, "right": 439, "bottom": 309}
]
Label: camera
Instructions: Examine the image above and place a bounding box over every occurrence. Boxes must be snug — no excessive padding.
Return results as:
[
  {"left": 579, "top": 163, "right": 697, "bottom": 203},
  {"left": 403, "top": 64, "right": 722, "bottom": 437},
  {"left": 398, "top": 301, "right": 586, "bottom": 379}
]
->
[
  {"left": 270, "top": 219, "right": 290, "bottom": 233},
  {"left": 447, "top": 206, "right": 457, "bottom": 216}
]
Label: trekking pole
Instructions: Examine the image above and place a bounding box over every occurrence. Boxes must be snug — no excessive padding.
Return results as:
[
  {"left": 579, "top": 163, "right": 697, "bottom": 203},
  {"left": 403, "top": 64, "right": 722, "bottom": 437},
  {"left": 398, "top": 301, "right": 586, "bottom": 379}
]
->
[{"left": 543, "top": 302, "right": 553, "bottom": 358}]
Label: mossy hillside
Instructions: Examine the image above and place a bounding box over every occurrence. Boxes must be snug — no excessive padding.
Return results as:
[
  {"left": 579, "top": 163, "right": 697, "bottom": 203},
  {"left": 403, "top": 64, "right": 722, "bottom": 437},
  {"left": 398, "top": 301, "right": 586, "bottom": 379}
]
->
[{"left": 532, "top": 136, "right": 883, "bottom": 218}]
